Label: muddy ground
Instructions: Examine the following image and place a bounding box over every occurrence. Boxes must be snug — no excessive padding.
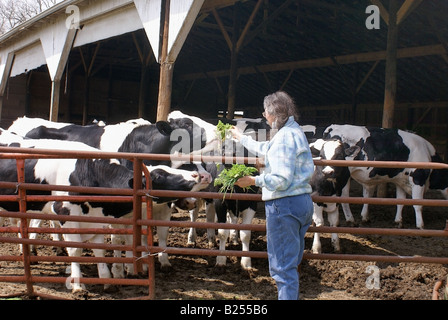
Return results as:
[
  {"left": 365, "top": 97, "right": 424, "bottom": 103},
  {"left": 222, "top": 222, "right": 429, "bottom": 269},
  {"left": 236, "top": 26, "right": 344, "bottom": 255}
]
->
[{"left": 1, "top": 185, "right": 447, "bottom": 300}]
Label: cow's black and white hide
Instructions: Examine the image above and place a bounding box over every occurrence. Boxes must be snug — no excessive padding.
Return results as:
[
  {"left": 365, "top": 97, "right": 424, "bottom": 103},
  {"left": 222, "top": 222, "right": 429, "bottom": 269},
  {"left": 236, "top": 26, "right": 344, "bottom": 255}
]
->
[
  {"left": 322, "top": 124, "right": 448, "bottom": 229},
  {"left": 8, "top": 116, "right": 205, "bottom": 169},
  {"left": 309, "top": 139, "right": 356, "bottom": 253},
  {"left": 301, "top": 125, "right": 326, "bottom": 143},
  {"left": 0, "top": 129, "right": 210, "bottom": 291},
  {"left": 8, "top": 115, "right": 213, "bottom": 256},
  {"left": 110, "top": 164, "right": 211, "bottom": 277},
  {"left": 310, "top": 129, "right": 448, "bottom": 256}
]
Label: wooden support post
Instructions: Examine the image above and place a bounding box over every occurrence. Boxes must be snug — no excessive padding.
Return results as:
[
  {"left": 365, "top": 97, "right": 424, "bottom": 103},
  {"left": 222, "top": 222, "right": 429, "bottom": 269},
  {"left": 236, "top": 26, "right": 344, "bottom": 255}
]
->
[
  {"left": 0, "top": 52, "right": 15, "bottom": 123},
  {"left": 382, "top": 0, "right": 399, "bottom": 129},
  {"left": 157, "top": 0, "right": 172, "bottom": 122},
  {"left": 49, "top": 80, "right": 62, "bottom": 122},
  {"left": 227, "top": 3, "right": 240, "bottom": 120}
]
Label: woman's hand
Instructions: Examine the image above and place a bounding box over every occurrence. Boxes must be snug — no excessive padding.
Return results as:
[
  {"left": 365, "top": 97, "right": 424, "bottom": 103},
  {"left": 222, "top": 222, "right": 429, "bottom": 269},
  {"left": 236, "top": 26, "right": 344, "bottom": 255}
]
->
[
  {"left": 235, "top": 175, "right": 256, "bottom": 188},
  {"left": 229, "top": 126, "right": 243, "bottom": 141}
]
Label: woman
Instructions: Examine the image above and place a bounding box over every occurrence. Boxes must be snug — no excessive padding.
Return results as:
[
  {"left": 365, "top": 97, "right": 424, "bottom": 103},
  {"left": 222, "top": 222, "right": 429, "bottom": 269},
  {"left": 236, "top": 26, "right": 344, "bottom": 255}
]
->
[{"left": 230, "top": 91, "right": 314, "bottom": 300}]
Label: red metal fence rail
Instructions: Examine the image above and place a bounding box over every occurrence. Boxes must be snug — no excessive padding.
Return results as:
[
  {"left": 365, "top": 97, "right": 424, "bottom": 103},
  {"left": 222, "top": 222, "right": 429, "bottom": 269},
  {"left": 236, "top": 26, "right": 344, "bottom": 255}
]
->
[{"left": 0, "top": 146, "right": 447, "bottom": 300}]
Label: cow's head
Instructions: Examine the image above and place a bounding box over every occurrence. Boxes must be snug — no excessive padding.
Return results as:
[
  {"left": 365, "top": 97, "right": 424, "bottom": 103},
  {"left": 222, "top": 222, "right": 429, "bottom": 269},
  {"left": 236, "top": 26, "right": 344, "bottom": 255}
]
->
[
  {"left": 166, "top": 117, "right": 206, "bottom": 152},
  {"left": 310, "top": 139, "right": 359, "bottom": 197},
  {"left": 148, "top": 165, "right": 211, "bottom": 202}
]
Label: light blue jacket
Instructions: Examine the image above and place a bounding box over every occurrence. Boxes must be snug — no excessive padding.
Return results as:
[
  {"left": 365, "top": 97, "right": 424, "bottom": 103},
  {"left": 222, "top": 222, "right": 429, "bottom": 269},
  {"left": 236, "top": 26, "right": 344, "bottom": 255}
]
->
[{"left": 239, "top": 116, "right": 314, "bottom": 201}]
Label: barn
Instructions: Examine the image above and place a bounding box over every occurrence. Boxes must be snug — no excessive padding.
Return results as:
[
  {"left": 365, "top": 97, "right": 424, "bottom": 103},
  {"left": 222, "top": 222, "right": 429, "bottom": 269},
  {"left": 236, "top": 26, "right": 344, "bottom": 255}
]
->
[
  {"left": 0, "top": 0, "right": 448, "bottom": 301},
  {"left": 0, "top": 0, "right": 447, "bottom": 158}
]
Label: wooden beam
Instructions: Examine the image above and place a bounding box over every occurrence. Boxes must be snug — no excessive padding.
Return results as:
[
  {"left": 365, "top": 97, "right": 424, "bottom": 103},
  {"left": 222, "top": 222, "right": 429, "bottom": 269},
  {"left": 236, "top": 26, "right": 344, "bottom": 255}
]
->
[
  {"left": 382, "top": 0, "right": 399, "bottom": 129},
  {"left": 427, "top": 11, "right": 448, "bottom": 66},
  {"left": 0, "top": 52, "right": 14, "bottom": 96},
  {"left": 227, "top": 2, "right": 240, "bottom": 120},
  {"left": 356, "top": 60, "right": 380, "bottom": 94},
  {"left": 280, "top": 69, "right": 294, "bottom": 91},
  {"left": 397, "top": 0, "right": 424, "bottom": 25},
  {"left": 157, "top": 0, "right": 173, "bottom": 122},
  {"left": 243, "top": 0, "right": 295, "bottom": 47},
  {"left": 178, "top": 44, "right": 446, "bottom": 81},
  {"left": 235, "top": 0, "right": 262, "bottom": 52},
  {"left": 212, "top": 8, "right": 233, "bottom": 50},
  {"left": 49, "top": 80, "right": 61, "bottom": 122}
]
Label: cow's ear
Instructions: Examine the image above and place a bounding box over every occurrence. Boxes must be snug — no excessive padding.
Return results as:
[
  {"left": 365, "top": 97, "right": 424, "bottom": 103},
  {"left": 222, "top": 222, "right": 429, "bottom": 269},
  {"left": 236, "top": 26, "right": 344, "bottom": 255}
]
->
[
  {"left": 156, "top": 121, "right": 173, "bottom": 136},
  {"left": 345, "top": 145, "right": 361, "bottom": 158},
  {"left": 310, "top": 139, "right": 325, "bottom": 151}
]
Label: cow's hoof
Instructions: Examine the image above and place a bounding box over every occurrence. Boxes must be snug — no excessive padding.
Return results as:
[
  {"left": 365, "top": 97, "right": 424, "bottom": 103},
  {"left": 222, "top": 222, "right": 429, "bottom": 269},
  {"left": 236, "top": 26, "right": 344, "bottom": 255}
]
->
[
  {"left": 159, "top": 264, "right": 173, "bottom": 273},
  {"left": 186, "top": 241, "right": 196, "bottom": 248}
]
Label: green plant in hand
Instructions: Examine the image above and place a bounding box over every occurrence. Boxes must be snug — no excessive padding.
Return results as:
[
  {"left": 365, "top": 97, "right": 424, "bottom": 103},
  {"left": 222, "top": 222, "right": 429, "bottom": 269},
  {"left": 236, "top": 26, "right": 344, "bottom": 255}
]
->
[
  {"left": 214, "top": 164, "right": 258, "bottom": 197},
  {"left": 216, "top": 120, "right": 233, "bottom": 141}
]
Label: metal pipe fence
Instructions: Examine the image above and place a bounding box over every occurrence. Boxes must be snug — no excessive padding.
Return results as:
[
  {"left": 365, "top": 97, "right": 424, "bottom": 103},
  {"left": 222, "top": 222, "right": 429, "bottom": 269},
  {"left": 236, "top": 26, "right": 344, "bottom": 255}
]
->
[{"left": 0, "top": 146, "right": 447, "bottom": 300}]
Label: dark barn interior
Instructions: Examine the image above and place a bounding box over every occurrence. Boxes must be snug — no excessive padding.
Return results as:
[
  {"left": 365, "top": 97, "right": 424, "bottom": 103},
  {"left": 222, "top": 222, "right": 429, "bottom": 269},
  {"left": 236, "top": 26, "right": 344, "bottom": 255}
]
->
[{"left": 1, "top": 0, "right": 448, "bottom": 157}]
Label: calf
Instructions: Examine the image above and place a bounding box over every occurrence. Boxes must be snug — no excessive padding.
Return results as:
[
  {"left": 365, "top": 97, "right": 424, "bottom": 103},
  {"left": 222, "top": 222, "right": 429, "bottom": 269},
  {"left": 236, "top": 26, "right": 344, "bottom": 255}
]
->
[{"left": 309, "top": 139, "right": 356, "bottom": 253}]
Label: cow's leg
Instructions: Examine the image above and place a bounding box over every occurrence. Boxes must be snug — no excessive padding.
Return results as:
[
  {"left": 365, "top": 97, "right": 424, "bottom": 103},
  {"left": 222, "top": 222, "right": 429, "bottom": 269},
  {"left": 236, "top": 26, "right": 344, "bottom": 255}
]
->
[
  {"left": 240, "top": 207, "right": 256, "bottom": 270},
  {"left": 187, "top": 206, "right": 199, "bottom": 246},
  {"left": 412, "top": 185, "right": 425, "bottom": 229},
  {"left": 154, "top": 205, "right": 172, "bottom": 269},
  {"left": 205, "top": 201, "right": 217, "bottom": 247},
  {"left": 326, "top": 206, "right": 340, "bottom": 252},
  {"left": 229, "top": 213, "right": 239, "bottom": 246},
  {"left": 90, "top": 235, "right": 113, "bottom": 291},
  {"left": 340, "top": 180, "right": 355, "bottom": 224},
  {"left": 111, "top": 232, "right": 126, "bottom": 278},
  {"left": 64, "top": 233, "right": 85, "bottom": 293},
  {"left": 216, "top": 212, "right": 231, "bottom": 268},
  {"left": 311, "top": 203, "right": 324, "bottom": 254},
  {"left": 360, "top": 185, "right": 375, "bottom": 223},
  {"left": 28, "top": 218, "right": 42, "bottom": 255},
  {"left": 394, "top": 186, "right": 406, "bottom": 228}
]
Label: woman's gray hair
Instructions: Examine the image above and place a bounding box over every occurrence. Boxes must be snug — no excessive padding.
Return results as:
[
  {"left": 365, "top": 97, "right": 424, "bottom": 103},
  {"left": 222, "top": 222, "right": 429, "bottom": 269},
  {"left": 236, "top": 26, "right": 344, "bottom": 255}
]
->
[{"left": 263, "top": 91, "right": 299, "bottom": 129}]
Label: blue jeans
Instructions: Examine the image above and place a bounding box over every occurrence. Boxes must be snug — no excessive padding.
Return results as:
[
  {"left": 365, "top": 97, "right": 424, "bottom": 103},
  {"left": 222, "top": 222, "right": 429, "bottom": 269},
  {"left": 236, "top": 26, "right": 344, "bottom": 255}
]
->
[{"left": 265, "top": 194, "right": 313, "bottom": 300}]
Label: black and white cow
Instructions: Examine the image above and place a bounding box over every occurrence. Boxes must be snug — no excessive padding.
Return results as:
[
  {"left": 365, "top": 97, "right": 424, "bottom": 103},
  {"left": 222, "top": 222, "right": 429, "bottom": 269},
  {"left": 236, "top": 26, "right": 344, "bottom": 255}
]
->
[
  {"left": 168, "top": 111, "right": 263, "bottom": 270},
  {"left": 301, "top": 125, "right": 326, "bottom": 143},
  {"left": 322, "top": 124, "right": 448, "bottom": 227},
  {"left": 310, "top": 125, "right": 448, "bottom": 252},
  {"left": 8, "top": 116, "right": 206, "bottom": 170},
  {"left": 8, "top": 116, "right": 212, "bottom": 210},
  {"left": 0, "top": 129, "right": 210, "bottom": 292}
]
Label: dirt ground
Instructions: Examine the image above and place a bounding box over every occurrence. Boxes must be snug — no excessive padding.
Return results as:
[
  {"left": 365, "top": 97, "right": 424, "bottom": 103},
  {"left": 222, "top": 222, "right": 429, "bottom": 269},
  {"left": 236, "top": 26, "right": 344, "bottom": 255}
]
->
[{"left": 1, "top": 185, "right": 447, "bottom": 300}]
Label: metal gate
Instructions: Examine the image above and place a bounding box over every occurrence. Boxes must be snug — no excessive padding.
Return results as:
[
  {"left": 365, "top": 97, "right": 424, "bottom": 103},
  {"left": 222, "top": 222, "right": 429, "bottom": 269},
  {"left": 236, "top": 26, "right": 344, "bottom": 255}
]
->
[{"left": 0, "top": 146, "right": 447, "bottom": 299}]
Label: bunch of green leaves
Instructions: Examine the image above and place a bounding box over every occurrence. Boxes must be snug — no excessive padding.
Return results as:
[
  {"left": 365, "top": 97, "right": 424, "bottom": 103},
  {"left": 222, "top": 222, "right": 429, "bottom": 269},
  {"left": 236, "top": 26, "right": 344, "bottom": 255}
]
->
[
  {"left": 214, "top": 164, "right": 258, "bottom": 197},
  {"left": 216, "top": 120, "right": 233, "bottom": 141}
]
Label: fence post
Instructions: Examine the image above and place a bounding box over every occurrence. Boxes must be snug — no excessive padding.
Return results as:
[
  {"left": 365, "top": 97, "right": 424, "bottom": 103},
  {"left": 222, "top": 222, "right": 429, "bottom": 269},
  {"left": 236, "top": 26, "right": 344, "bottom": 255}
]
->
[
  {"left": 143, "top": 165, "right": 155, "bottom": 299},
  {"left": 132, "top": 158, "right": 143, "bottom": 274},
  {"left": 16, "top": 159, "right": 34, "bottom": 296}
]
